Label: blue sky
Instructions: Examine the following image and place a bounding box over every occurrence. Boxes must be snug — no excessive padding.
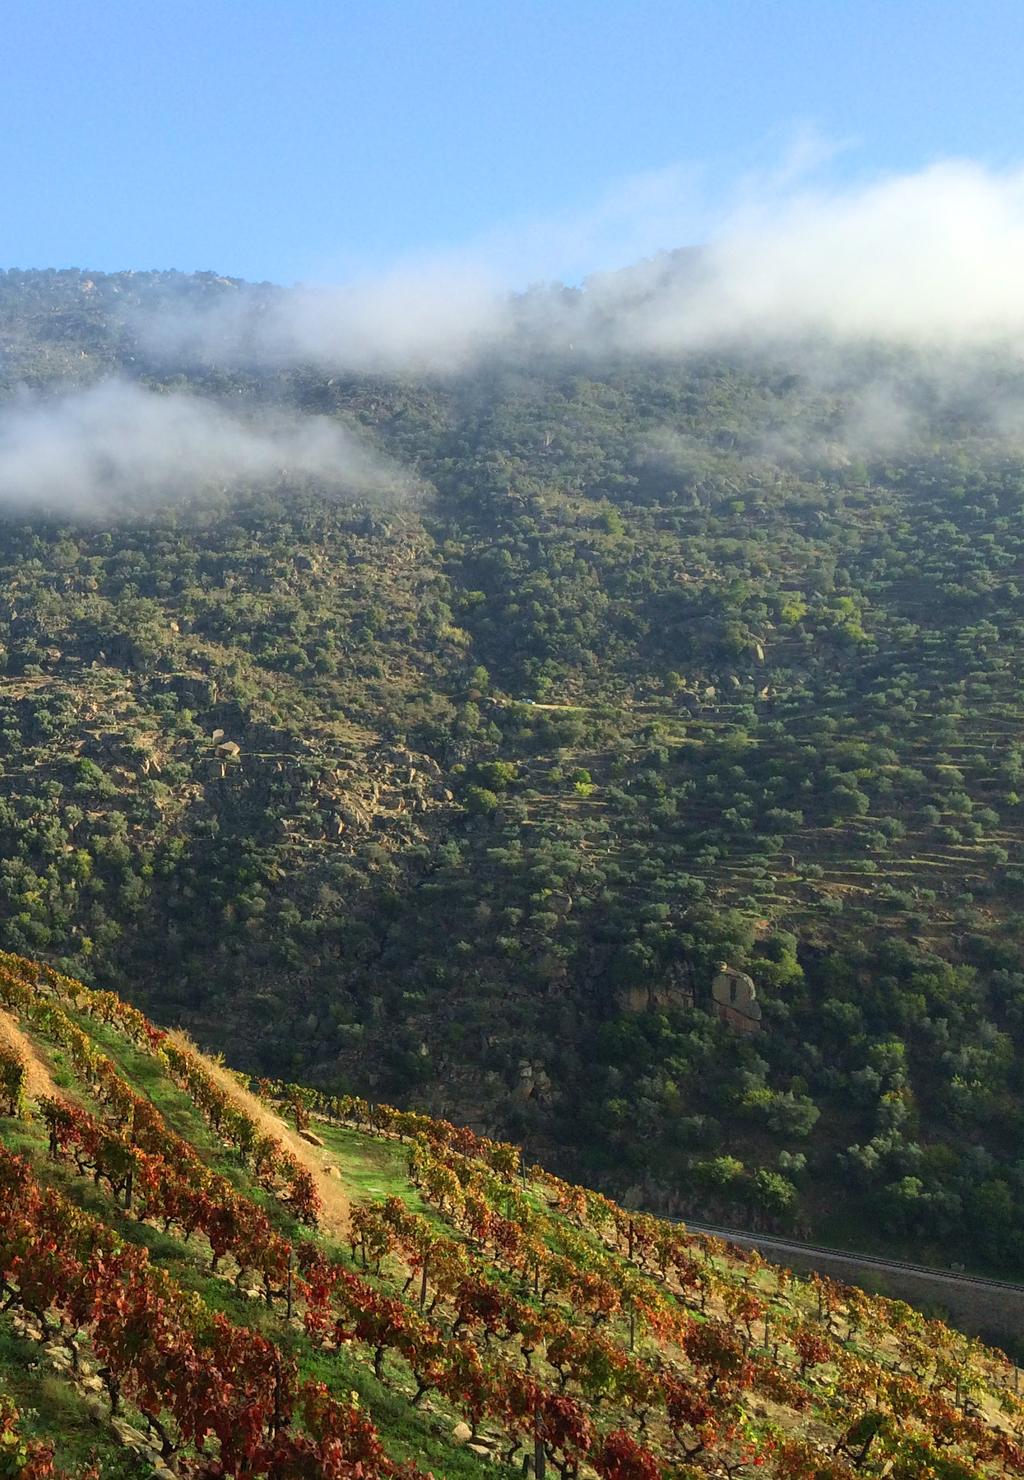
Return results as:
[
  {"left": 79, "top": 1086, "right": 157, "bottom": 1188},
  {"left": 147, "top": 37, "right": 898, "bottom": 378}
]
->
[{"left": 3, "top": 0, "right": 1024, "bottom": 286}]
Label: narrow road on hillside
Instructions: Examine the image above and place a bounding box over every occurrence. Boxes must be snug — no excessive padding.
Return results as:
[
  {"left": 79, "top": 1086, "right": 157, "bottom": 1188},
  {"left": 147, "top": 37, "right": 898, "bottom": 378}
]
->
[{"left": 679, "top": 1218, "right": 1024, "bottom": 1294}]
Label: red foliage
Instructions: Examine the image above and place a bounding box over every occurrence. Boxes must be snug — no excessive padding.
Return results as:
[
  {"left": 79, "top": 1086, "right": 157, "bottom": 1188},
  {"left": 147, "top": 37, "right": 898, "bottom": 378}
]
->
[{"left": 593, "top": 1429, "right": 661, "bottom": 1480}]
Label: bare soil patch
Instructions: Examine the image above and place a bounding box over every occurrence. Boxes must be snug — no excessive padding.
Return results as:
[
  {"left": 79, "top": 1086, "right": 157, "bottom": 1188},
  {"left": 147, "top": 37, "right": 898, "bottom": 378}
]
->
[
  {"left": 0, "top": 1008, "right": 59, "bottom": 1102},
  {"left": 165, "top": 1031, "right": 350, "bottom": 1237}
]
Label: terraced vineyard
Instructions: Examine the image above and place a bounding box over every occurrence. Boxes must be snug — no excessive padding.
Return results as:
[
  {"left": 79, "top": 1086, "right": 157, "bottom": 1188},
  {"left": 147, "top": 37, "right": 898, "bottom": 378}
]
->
[{"left": 0, "top": 950, "right": 1022, "bottom": 1477}]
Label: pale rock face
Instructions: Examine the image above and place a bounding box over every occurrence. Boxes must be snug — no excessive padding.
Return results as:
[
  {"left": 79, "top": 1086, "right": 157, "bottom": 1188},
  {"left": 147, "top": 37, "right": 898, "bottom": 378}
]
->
[
  {"left": 711, "top": 964, "right": 763, "bottom": 1034},
  {"left": 618, "top": 966, "right": 695, "bottom": 1015}
]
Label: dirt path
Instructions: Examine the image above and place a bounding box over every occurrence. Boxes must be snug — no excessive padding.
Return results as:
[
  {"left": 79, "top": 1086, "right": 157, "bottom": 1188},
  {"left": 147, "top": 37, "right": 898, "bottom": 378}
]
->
[
  {"left": 166, "top": 1032, "right": 350, "bottom": 1238},
  {"left": 0, "top": 1007, "right": 58, "bottom": 1102}
]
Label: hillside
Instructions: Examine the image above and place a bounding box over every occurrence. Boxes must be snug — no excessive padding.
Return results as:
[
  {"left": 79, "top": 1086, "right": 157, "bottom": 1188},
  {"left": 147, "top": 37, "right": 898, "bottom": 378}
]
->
[
  {"left": 0, "top": 951, "right": 1021, "bottom": 1478},
  {"left": 6, "top": 270, "right": 1024, "bottom": 1268}
]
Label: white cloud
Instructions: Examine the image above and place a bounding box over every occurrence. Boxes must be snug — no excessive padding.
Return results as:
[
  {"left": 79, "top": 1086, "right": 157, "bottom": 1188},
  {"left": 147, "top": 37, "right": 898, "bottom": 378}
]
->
[
  {"left": 0, "top": 379, "right": 408, "bottom": 513},
  {"left": 139, "top": 257, "right": 508, "bottom": 374},
  {"left": 607, "top": 159, "right": 1024, "bottom": 352},
  {"left": 134, "top": 151, "right": 1024, "bottom": 373}
]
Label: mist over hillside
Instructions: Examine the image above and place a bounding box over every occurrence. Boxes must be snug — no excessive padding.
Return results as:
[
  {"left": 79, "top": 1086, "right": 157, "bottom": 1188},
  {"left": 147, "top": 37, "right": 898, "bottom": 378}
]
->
[{"left": 3, "top": 232, "right": 1024, "bottom": 1280}]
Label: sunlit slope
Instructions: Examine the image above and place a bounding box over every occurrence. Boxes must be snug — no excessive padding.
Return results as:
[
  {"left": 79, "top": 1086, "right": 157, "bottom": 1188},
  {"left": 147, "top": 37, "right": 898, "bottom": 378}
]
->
[
  {"left": 0, "top": 949, "right": 1020, "bottom": 1478},
  {"left": 7, "top": 281, "right": 1024, "bottom": 1258}
]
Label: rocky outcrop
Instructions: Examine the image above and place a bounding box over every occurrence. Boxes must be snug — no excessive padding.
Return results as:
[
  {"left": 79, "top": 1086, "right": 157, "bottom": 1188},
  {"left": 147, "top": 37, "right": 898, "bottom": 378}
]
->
[{"left": 711, "top": 964, "right": 762, "bottom": 1033}]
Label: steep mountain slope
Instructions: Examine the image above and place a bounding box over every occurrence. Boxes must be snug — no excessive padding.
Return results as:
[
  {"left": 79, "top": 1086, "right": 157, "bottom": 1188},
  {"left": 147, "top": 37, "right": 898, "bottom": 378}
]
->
[
  {"left": 0, "top": 952, "right": 1021, "bottom": 1478},
  {"left": 4, "top": 271, "right": 1024, "bottom": 1268}
]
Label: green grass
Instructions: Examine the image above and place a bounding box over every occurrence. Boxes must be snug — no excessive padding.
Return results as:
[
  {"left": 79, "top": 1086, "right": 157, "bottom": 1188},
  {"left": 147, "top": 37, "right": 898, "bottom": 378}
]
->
[
  {"left": 314, "top": 1122, "right": 443, "bottom": 1221},
  {"left": 0, "top": 1322, "right": 148, "bottom": 1478}
]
